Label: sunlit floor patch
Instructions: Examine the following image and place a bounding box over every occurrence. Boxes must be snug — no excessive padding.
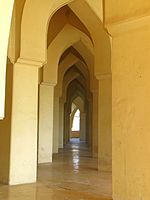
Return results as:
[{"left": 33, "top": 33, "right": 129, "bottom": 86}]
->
[
  {"left": 0, "top": 183, "right": 112, "bottom": 200},
  {"left": 38, "top": 141, "right": 112, "bottom": 199},
  {"left": 0, "top": 141, "right": 112, "bottom": 200}
]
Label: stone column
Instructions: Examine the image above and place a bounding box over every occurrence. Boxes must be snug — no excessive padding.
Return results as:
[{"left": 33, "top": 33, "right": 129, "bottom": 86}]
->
[
  {"left": 53, "top": 88, "right": 59, "bottom": 154},
  {"left": 110, "top": 22, "right": 150, "bottom": 200},
  {"left": 63, "top": 103, "right": 67, "bottom": 145},
  {"left": 97, "top": 74, "right": 112, "bottom": 172},
  {"left": 64, "top": 103, "right": 70, "bottom": 145},
  {"left": 59, "top": 98, "right": 64, "bottom": 148},
  {"left": 9, "top": 59, "right": 41, "bottom": 185},
  {"left": 66, "top": 112, "right": 70, "bottom": 143},
  {"left": 87, "top": 98, "right": 93, "bottom": 147},
  {"left": 80, "top": 112, "right": 86, "bottom": 141},
  {"left": 92, "top": 90, "right": 98, "bottom": 158},
  {"left": 85, "top": 102, "right": 90, "bottom": 144},
  {"left": 38, "top": 82, "right": 55, "bottom": 164}
]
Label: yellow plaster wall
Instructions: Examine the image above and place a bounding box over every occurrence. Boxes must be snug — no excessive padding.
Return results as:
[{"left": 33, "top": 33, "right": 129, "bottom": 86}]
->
[
  {"left": 112, "top": 24, "right": 150, "bottom": 200},
  {"left": 86, "top": 0, "right": 103, "bottom": 22},
  {"left": 105, "top": 0, "right": 150, "bottom": 25},
  {"left": 0, "top": 61, "right": 13, "bottom": 184}
]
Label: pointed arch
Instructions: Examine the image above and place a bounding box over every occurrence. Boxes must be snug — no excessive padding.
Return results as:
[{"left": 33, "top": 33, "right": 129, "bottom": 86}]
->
[{"left": 44, "top": 24, "right": 93, "bottom": 83}]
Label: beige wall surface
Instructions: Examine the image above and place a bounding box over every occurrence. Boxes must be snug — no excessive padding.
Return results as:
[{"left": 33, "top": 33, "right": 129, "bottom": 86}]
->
[
  {"left": 105, "top": 0, "right": 150, "bottom": 25},
  {"left": 112, "top": 24, "right": 150, "bottom": 200}
]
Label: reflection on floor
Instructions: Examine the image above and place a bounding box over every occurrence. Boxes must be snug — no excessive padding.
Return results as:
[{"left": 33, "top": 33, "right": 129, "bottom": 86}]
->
[{"left": 0, "top": 139, "right": 112, "bottom": 200}]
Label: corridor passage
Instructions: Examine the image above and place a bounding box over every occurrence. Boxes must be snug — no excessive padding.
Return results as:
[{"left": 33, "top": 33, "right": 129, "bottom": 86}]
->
[{"left": 0, "top": 139, "right": 112, "bottom": 200}]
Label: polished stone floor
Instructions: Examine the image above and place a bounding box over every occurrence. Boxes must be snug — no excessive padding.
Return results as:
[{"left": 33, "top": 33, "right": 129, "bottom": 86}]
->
[{"left": 0, "top": 139, "right": 112, "bottom": 200}]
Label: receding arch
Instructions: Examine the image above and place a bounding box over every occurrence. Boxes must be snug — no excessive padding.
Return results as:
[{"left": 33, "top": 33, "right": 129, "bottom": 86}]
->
[
  {"left": 62, "top": 65, "right": 89, "bottom": 103},
  {"left": 44, "top": 24, "right": 93, "bottom": 83},
  {"left": 57, "top": 42, "right": 93, "bottom": 98},
  {"left": 70, "top": 96, "right": 84, "bottom": 136},
  {"left": 73, "top": 96, "right": 84, "bottom": 113},
  {"left": 64, "top": 79, "right": 90, "bottom": 144}
]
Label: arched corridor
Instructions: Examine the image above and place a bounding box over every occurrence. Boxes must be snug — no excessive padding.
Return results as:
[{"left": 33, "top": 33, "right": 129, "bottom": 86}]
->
[
  {"left": 36, "top": 4, "right": 112, "bottom": 198},
  {"left": 0, "top": 0, "right": 150, "bottom": 200},
  {"left": 0, "top": 139, "right": 112, "bottom": 200},
  {"left": 3, "top": 0, "right": 150, "bottom": 200},
  {"left": 37, "top": 1, "right": 112, "bottom": 175},
  {"left": 0, "top": 1, "right": 112, "bottom": 199}
]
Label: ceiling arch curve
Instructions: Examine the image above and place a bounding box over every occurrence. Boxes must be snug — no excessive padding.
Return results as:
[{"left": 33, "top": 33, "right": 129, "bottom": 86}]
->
[
  {"left": 20, "top": 0, "right": 105, "bottom": 65},
  {"left": 44, "top": 24, "right": 93, "bottom": 83}
]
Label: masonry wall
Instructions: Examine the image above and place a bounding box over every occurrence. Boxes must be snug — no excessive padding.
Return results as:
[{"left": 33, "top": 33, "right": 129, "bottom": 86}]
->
[{"left": 112, "top": 24, "right": 150, "bottom": 200}]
